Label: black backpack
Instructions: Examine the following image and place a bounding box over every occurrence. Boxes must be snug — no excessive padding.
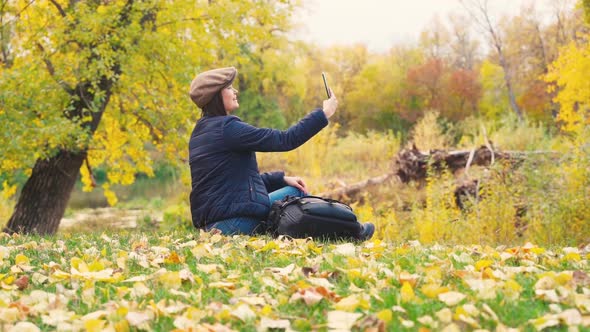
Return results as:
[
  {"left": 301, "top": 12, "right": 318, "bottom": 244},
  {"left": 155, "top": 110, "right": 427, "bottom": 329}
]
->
[{"left": 265, "top": 195, "right": 363, "bottom": 240}]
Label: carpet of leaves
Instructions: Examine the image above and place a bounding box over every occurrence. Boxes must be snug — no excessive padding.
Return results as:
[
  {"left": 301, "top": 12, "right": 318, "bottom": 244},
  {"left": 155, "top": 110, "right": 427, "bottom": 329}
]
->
[{"left": 0, "top": 231, "right": 589, "bottom": 331}]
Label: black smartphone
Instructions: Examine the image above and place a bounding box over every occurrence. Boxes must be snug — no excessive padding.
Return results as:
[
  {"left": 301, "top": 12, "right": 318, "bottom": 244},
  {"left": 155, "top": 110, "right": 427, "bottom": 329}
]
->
[{"left": 322, "top": 72, "right": 331, "bottom": 98}]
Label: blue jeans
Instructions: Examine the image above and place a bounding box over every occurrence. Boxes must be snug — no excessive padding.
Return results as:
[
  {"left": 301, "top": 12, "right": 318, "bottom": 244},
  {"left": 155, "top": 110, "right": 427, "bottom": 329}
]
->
[{"left": 206, "top": 186, "right": 305, "bottom": 235}]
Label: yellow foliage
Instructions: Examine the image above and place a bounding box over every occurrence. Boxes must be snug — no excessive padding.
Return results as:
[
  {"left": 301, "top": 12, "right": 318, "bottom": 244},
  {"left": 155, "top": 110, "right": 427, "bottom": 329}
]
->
[
  {"left": 545, "top": 35, "right": 590, "bottom": 135},
  {"left": 410, "top": 111, "right": 452, "bottom": 150},
  {"left": 1, "top": 181, "right": 17, "bottom": 200},
  {"left": 412, "top": 169, "right": 460, "bottom": 244}
]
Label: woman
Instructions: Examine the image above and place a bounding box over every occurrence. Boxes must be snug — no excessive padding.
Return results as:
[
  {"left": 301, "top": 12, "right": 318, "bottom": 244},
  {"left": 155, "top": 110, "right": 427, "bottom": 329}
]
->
[{"left": 188, "top": 66, "right": 374, "bottom": 239}]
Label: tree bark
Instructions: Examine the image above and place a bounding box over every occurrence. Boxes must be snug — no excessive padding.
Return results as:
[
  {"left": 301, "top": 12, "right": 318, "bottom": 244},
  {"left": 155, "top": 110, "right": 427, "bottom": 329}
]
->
[
  {"left": 4, "top": 150, "right": 86, "bottom": 235},
  {"left": 3, "top": 1, "right": 141, "bottom": 235},
  {"left": 319, "top": 173, "right": 394, "bottom": 201}
]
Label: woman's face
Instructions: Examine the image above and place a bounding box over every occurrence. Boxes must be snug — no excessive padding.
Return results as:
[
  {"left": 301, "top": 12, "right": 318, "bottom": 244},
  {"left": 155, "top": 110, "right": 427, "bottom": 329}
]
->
[{"left": 221, "top": 85, "right": 239, "bottom": 113}]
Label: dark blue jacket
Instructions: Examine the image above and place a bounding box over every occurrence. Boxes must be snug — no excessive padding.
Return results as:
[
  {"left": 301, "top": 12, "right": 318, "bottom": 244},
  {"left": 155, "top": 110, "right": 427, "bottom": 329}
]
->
[{"left": 189, "top": 109, "right": 328, "bottom": 228}]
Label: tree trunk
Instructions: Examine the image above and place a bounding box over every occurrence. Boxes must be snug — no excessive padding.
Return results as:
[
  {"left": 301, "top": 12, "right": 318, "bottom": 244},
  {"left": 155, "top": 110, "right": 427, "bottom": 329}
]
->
[
  {"left": 4, "top": 150, "right": 86, "bottom": 235},
  {"left": 496, "top": 46, "right": 523, "bottom": 121}
]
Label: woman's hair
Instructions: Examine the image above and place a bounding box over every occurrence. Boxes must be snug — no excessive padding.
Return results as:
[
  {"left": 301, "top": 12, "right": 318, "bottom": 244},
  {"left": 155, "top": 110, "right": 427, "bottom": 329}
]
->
[{"left": 201, "top": 91, "right": 227, "bottom": 117}]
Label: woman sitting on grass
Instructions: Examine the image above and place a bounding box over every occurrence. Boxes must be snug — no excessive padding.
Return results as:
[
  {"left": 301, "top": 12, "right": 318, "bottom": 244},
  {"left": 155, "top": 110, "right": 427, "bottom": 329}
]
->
[{"left": 187, "top": 66, "right": 374, "bottom": 240}]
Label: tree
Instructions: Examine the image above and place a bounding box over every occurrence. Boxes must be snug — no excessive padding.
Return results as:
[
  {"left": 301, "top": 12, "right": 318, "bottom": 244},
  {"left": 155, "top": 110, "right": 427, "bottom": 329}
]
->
[
  {"left": 460, "top": 0, "right": 523, "bottom": 121},
  {"left": 407, "top": 58, "right": 447, "bottom": 114},
  {"left": 448, "top": 68, "right": 482, "bottom": 120},
  {"left": 545, "top": 35, "right": 590, "bottom": 135},
  {"left": 345, "top": 46, "right": 422, "bottom": 131},
  {"left": 0, "top": 0, "right": 299, "bottom": 234},
  {"left": 447, "top": 13, "right": 480, "bottom": 70}
]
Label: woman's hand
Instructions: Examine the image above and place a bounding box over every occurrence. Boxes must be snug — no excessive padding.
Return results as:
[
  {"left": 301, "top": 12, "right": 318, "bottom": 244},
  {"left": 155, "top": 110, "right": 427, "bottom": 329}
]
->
[
  {"left": 322, "top": 89, "right": 338, "bottom": 119},
  {"left": 284, "top": 176, "right": 308, "bottom": 194}
]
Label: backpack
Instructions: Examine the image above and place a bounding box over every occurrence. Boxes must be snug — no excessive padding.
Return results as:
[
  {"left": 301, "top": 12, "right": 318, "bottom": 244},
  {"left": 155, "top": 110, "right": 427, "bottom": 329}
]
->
[{"left": 265, "top": 195, "right": 363, "bottom": 240}]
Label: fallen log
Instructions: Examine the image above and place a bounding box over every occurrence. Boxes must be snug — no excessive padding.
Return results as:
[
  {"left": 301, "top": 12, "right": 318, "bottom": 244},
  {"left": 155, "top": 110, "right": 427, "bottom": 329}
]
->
[
  {"left": 393, "top": 144, "right": 524, "bottom": 183},
  {"left": 318, "top": 173, "right": 394, "bottom": 201}
]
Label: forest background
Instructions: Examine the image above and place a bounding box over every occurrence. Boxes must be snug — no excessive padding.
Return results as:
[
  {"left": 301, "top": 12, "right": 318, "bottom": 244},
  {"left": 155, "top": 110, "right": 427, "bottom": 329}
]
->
[{"left": 0, "top": 0, "right": 589, "bottom": 245}]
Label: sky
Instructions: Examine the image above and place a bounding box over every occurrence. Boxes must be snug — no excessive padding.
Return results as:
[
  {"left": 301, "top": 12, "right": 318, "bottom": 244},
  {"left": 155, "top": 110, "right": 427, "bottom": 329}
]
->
[{"left": 292, "top": 0, "right": 568, "bottom": 52}]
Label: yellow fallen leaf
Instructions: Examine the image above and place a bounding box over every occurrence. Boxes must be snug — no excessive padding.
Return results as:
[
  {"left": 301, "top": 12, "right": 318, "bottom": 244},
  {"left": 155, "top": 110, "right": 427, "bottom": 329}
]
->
[
  {"left": 399, "top": 271, "right": 420, "bottom": 287},
  {"left": 258, "top": 241, "right": 279, "bottom": 252},
  {"left": 158, "top": 271, "right": 181, "bottom": 290},
  {"left": 84, "top": 319, "right": 106, "bottom": 332},
  {"left": 401, "top": 281, "right": 415, "bottom": 303},
  {"left": 555, "top": 272, "right": 573, "bottom": 286},
  {"left": 113, "top": 320, "right": 130, "bottom": 332},
  {"left": 14, "top": 253, "right": 30, "bottom": 266},
  {"left": 564, "top": 252, "right": 581, "bottom": 262},
  {"left": 88, "top": 260, "right": 105, "bottom": 272},
  {"left": 376, "top": 309, "right": 393, "bottom": 323},
  {"left": 334, "top": 294, "right": 367, "bottom": 312},
  {"left": 474, "top": 259, "right": 493, "bottom": 271},
  {"left": 421, "top": 284, "right": 449, "bottom": 299},
  {"left": 529, "top": 315, "right": 560, "bottom": 330},
  {"left": 503, "top": 279, "right": 523, "bottom": 301}
]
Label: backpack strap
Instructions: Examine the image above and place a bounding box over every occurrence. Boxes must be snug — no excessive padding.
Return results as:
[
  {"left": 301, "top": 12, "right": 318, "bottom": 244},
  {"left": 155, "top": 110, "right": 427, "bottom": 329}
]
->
[{"left": 296, "top": 195, "right": 353, "bottom": 211}]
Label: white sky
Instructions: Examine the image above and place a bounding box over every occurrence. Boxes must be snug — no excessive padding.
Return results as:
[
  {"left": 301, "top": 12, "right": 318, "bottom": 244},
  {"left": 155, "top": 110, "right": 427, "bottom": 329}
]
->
[{"left": 293, "top": 0, "right": 568, "bottom": 52}]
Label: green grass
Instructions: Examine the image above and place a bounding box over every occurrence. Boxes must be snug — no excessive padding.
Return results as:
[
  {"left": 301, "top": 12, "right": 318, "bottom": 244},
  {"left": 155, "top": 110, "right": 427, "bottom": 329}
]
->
[{"left": 0, "top": 231, "right": 588, "bottom": 331}]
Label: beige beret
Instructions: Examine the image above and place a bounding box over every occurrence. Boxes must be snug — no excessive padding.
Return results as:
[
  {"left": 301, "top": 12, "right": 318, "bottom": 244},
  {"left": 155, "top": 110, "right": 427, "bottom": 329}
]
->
[{"left": 189, "top": 67, "right": 237, "bottom": 108}]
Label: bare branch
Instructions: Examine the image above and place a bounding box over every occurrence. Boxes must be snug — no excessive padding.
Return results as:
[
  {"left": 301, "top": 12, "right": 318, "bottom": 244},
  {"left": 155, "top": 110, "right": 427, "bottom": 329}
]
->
[
  {"left": 156, "top": 15, "right": 209, "bottom": 28},
  {"left": 48, "top": 0, "right": 66, "bottom": 17},
  {"left": 35, "top": 42, "right": 74, "bottom": 94}
]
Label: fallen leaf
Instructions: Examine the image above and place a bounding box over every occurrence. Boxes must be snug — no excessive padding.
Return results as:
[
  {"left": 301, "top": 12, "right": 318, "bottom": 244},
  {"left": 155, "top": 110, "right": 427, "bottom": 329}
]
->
[
  {"left": 259, "top": 318, "right": 293, "bottom": 332},
  {"left": 15, "top": 275, "right": 29, "bottom": 290},
  {"left": 209, "top": 282, "right": 236, "bottom": 290},
  {"left": 333, "top": 243, "right": 356, "bottom": 257},
  {"left": 399, "top": 271, "right": 420, "bottom": 287},
  {"left": 334, "top": 294, "right": 368, "bottom": 312},
  {"left": 327, "top": 310, "right": 362, "bottom": 330},
  {"left": 197, "top": 264, "right": 223, "bottom": 274},
  {"left": 8, "top": 321, "right": 40, "bottom": 332},
  {"left": 354, "top": 315, "right": 386, "bottom": 332},
  {"left": 126, "top": 312, "right": 152, "bottom": 327},
  {"left": 400, "top": 282, "right": 415, "bottom": 302},
  {"left": 231, "top": 304, "right": 255, "bottom": 322},
  {"left": 438, "top": 291, "right": 466, "bottom": 306},
  {"left": 436, "top": 308, "right": 453, "bottom": 324},
  {"left": 290, "top": 288, "right": 323, "bottom": 306}
]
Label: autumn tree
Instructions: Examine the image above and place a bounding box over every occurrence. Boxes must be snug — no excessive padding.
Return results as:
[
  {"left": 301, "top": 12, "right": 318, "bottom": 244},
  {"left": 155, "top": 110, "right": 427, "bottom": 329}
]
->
[
  {"left": 345, "top": 46, "right": 422, "bottom": 131},
  {"left": 460, "top": 0, "right": 523, "bottom": 121},
  {"left": 406, "top": 58, "right": 446, "bottom": 115},
  {"left": 0, "top": 0, "right": 299, "bottom": 234},
  {"left": 447, "top": 14, "right": 480, "bottom": 70}
]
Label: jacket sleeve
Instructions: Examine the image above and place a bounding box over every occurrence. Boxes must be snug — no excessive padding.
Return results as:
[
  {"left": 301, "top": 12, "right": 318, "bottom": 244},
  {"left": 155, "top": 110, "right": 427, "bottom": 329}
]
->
[
  {"left": 260, "top": 171, "right": 287, "bottom": 192},
  {"left": 222, "top": 109, "right": 328, "bottom": 152}
]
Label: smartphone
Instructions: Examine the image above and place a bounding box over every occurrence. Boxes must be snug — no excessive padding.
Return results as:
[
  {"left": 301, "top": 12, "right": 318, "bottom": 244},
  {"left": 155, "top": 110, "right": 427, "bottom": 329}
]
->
[{"left": 322, "top": 72, "right": 331, "bottom": 98}]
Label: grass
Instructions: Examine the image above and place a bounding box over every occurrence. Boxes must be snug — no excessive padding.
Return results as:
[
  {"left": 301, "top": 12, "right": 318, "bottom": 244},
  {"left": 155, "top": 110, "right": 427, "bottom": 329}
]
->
[{"left": 0, "top": 230, "right": 588, "bottom": 331}]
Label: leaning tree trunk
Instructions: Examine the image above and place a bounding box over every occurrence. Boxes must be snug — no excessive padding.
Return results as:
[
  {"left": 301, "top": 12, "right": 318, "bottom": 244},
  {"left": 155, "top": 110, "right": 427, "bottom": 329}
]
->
[{"left": 4, "top": 150, "right": 86, "bottom": 235}]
